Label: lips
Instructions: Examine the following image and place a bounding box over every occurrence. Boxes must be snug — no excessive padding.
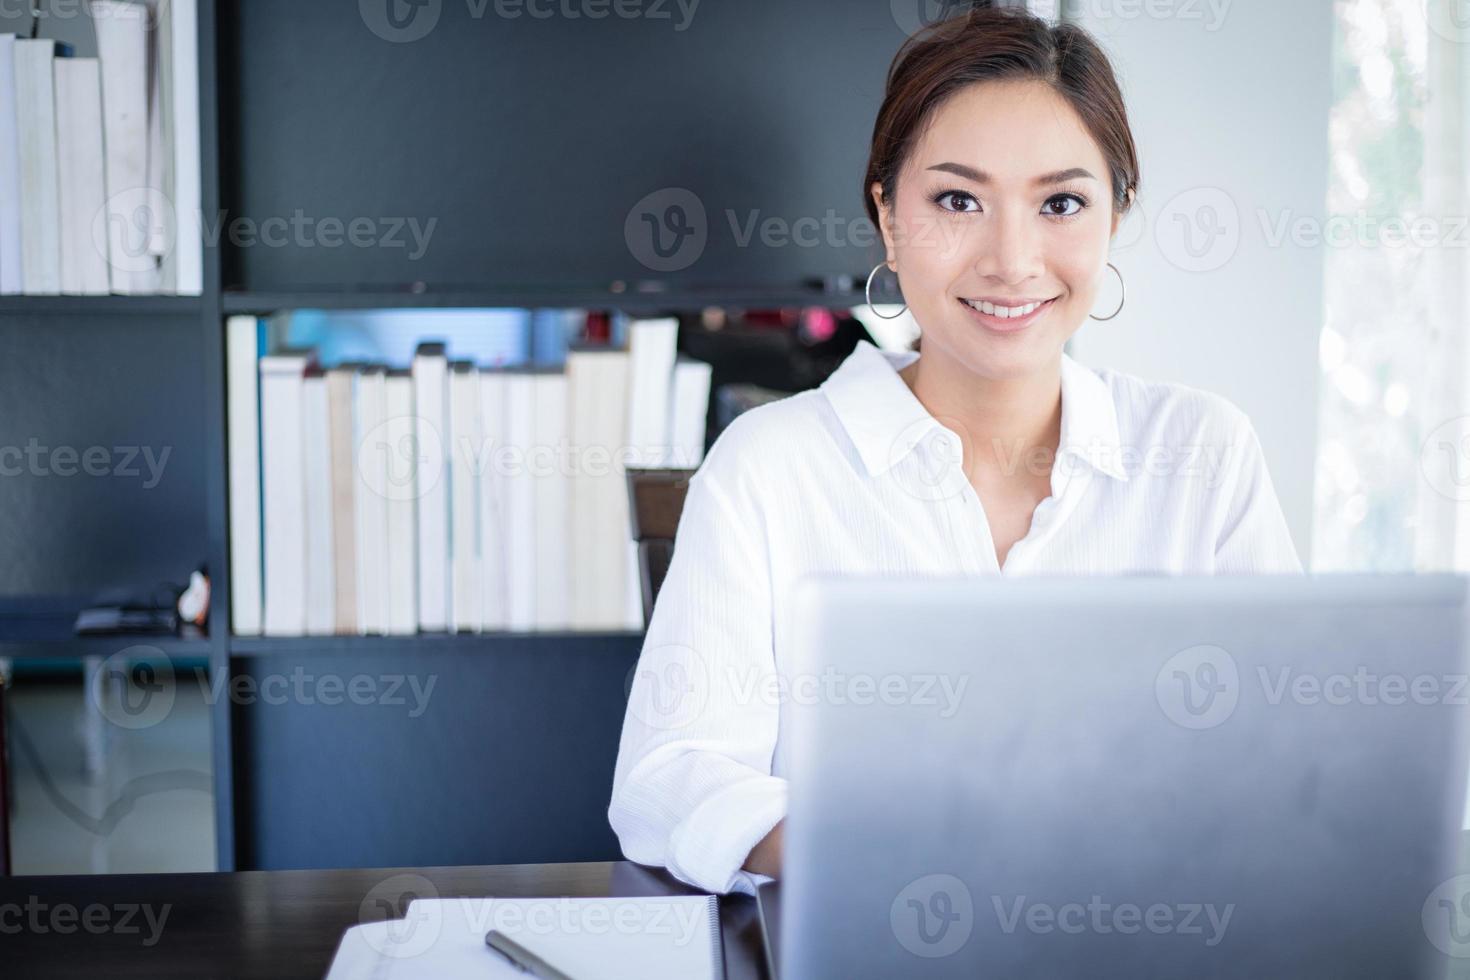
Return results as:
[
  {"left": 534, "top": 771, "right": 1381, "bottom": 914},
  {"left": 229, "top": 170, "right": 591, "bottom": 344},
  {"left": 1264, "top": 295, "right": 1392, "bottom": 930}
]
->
[{"left": 957, "top": 295, "right": 1058, "bottom": 333}]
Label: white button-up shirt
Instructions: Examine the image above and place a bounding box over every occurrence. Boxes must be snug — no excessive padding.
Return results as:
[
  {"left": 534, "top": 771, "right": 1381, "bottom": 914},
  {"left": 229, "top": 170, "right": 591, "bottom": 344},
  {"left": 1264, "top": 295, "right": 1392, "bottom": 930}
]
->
[{"left": 609, "top": 339, "right": 1302, "bottom": 895}]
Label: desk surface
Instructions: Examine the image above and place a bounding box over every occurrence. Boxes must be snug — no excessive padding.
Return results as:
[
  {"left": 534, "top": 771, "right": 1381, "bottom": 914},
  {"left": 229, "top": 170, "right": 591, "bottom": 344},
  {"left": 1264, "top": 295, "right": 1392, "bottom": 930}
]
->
[{"left": 1, "top": 861, "right": 768, "bottom": 980}]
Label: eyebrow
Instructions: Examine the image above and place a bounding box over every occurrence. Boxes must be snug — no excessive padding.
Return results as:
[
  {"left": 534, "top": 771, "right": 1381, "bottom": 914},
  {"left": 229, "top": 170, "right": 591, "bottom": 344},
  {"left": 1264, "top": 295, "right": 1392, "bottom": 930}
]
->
[{"left": 925, "top": 162, "right": 1098, "bottom": 185}]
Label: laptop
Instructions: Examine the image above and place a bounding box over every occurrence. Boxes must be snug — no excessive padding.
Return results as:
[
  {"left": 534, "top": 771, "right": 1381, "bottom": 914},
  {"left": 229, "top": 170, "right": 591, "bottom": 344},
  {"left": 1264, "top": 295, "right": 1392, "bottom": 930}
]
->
[{"left": 767, "top": 575, "right": 1470, "bottom": 979}]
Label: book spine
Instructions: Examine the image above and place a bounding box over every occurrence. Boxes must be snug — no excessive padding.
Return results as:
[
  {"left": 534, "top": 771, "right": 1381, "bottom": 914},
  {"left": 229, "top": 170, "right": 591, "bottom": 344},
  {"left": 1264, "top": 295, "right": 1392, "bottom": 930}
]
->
[
  {"left": 225, "top": 317, "right": 262, "bottom": 636},
  {"left": 413, "top": 349, "right": 450, "bottom": 631}
]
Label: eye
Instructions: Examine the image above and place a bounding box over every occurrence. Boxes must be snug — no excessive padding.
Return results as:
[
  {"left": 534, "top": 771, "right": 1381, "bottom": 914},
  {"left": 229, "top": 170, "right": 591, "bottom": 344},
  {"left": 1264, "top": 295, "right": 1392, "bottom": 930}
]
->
[
  {"left": 933, "top": 189, "right": 980, "bottom": 214},
  {"left": 1043, "top": 193, "right": 1089, "bottom": 219}
]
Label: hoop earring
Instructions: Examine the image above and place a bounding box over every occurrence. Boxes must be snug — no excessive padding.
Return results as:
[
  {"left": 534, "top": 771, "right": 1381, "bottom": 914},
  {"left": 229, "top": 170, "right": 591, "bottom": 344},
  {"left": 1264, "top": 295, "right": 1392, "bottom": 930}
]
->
[
  {"left": 865, "top": 261, "right": 908, "bottom": 320},
  {"left": 1089, "top": 262, "right": 1126, "bottom": 321}
]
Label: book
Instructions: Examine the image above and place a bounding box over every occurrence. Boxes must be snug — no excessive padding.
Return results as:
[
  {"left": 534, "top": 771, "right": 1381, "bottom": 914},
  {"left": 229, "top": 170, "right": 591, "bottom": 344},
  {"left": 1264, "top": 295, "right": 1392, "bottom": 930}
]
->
[
  {"left": 413, "top": 344, "right": 450, "bottom": 632},
  {"left": 532, "top": 371, "right": 570, "bottom": 630},
  {"left": 566, "top": 346, "right": 632, "bottom": 629},
  {"left": 302, "top": 372, "right": 336, "bottom": 636},
  {"left": 626, "top": 318, "right": 679, "bottom": 468},
  {"left": 384, "top": 371, "right": 419, "bottom": 635},
  {"left": 449, "top": 362, "right": 482, "bottom": 633},
  {"left": 325, "top": 895, "right": 721, "bottom": 980},
  {"left": 92, "top": 0, "right": 156, "bottom": 293},
  {"left": 169, "top": 0, "right": 203, "bottom": 294},
  {"left": 355, "top": 367, "right": 390, "bottom": 636},
  {"left": 504, "top": 371, "right": 537, "bottom": 632},
  {"left": 260, "top": 350, "right": 312, "bottom": 636},
  {"left": 478, "top": 370, "right": 509, "bottom": 631},
  {"left": 225, "top": 316, "right": 263, "bottom": 636},
  {"left": 54, "top": 58, "right": 111, "bottom": 295},
  {"left": 671, "top": 357, "right": 714, "bottom": 468},
  {"left": 0, "top": 35, "right": 23, "bottom": 294},
  {"left": 326, "top": 367, "right": 359, "bottom": 635},
  {"left": 14, "top": 39, "right": 66, "bottom": 294}
]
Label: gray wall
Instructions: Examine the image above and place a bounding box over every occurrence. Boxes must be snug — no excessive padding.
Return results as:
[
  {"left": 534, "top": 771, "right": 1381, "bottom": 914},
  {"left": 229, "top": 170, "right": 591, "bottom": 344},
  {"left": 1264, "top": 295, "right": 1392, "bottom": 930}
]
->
[{"left": 1062, "top": 0, "right": 1332, "bottom": 566}]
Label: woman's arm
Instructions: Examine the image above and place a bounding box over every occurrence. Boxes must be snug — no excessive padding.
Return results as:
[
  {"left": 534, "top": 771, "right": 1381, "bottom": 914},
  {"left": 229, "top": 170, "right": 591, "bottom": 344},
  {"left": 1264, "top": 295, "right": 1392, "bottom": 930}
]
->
[
  {"left": 742, "top": 820, "right": 784, "bottom": 878},
  {"left": 1213, "top": 414, "right": 1303, "bottom": 574},
  {"left": 608, "top": 422, "right": 787, "bottom": 895}
]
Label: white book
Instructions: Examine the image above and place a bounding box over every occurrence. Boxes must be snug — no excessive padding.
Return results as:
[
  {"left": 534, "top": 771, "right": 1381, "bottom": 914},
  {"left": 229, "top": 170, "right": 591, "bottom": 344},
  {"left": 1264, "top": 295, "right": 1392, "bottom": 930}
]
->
[
  {"left": 504, "top": 371, "right": 537, "bottom": 632},
  {"left": 354, "top": 367, "right": 390, "bottom": 636},
  {"left": 670, "top": 358, "right": 714, "bottom": 469},
  {"left": 384, "top": 372, "right": 419, "bottom": 635},
  {"left": 147, "top": 0, "right": 172, "bottom": 289},
  {"left": 326, "top": 368, "right": 358, "bottom": 635},
  {"left": 54, "top": 58, "right": 110, "bottom": 295},
  {"left": 169, "top": 0, "right": 202, "bottom": 294},
  {"left": 566, "top": 347, "right": 632, "bottom": 629},
  {"left": 325, "top": 895, "right": 721, "bottom": 980},
  {"left": 478, "top": 371, "right": 509, "bottom": 631},
  {"left": 413, "top": 344, "right": 450, "bottom": 632},
  {"left": 626, "top": 318, "right": 679, "bottom": 468},
  {"left": 0, "top": 35, "right": 23, "bottom": 294},
  {"left": 532, "top": 371, "right": 570, "bottom": 630},
  {"left": 260, "top": 350, "right": 311, "bottom": 636},
  {"left": 449, "top": 362, "right": 482, "bottom": 633},
  {"left": 302, "top": 374, "right": 335, "bottom": 636},
  {"left": 14, "top": 39, "right": 64, "bottom": 295},
  {"left": 225, "top": 316, "right": 262, "bottom": 636},
  {"left": 92, "top": 0, "right": 156, "bottom": 293}
]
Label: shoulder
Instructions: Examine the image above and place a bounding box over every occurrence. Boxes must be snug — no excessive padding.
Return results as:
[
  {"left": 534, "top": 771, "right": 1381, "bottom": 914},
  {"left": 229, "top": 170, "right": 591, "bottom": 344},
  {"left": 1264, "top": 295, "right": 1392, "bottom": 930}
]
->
[
  {"left": 1090, "top": 363, "right": 1256, "bottom": 447},
  {"left": 687, "top": 389, "right": 834, "bottom": 500}
]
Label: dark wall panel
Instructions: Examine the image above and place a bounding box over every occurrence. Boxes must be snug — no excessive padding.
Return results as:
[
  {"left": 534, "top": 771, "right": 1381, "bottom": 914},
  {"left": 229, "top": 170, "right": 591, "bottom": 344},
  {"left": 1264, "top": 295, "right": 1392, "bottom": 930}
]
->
[
  {"left": 232, "top": 636, "right": 643, "bottom": 870},
  {"left": 0, "top": 317, "right": 208, "bottom": 598},
  {"left": 220, "top": 0, "right": 916, "bottom": 290}
]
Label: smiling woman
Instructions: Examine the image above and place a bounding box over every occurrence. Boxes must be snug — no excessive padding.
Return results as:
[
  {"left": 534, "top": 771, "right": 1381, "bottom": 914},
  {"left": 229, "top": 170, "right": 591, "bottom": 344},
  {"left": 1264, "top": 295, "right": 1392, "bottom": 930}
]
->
[{"left": 608, "top": 4, "right": 1302, "bottom": 897}]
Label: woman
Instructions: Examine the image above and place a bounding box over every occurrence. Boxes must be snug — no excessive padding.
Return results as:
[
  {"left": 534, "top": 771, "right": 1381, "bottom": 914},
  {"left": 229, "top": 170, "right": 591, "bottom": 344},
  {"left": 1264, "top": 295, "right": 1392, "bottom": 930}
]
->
[{"left": 609, "top": 6, "right": 1300, "bottom": 896}]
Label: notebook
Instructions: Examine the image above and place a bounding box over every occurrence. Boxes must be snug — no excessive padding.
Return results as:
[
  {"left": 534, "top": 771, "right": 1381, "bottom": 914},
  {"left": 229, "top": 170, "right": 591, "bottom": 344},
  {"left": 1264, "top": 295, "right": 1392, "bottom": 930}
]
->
[{"left": 325, "top": 895, "right": 723, "bottom": 980}]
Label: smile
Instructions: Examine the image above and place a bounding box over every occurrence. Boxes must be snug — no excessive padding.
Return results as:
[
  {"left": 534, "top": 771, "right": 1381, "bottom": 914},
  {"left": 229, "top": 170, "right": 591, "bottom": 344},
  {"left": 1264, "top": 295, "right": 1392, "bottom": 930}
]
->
[{"left": 957, "top": 295, "right": 1059, "bottom": 331}]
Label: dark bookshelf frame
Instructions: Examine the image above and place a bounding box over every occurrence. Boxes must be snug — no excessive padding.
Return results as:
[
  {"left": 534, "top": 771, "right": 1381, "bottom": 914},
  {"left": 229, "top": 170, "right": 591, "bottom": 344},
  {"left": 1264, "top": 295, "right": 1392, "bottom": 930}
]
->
[{"left": 3, "top": 0, "right": 892, "bottom": 874}]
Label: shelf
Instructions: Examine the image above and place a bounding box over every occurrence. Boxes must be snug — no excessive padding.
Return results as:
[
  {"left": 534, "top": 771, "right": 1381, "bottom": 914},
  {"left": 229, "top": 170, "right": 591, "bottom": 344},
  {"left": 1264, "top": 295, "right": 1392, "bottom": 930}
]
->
[
  {"left": 229, "top": 631, "right": 644, "bottom": 657},
  {"left": 0, "top": 617, "right": 211, "bottom": 661},
  {"left": 222, "top": 284, "right": 874, "bottom": 315},
  {"left": 0, "top": 295, "right": 205, "bottom": 317}
]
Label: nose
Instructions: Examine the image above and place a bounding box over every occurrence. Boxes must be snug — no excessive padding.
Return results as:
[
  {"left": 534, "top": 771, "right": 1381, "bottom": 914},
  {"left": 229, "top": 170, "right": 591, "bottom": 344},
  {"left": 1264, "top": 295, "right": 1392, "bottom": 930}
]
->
[{"left": 973, "top": 204, "right": 1044, "bottom": 285}]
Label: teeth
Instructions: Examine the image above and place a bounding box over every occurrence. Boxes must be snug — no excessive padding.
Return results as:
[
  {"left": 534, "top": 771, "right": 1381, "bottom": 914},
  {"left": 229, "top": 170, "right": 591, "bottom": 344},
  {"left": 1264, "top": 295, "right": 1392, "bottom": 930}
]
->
[{"left": 963, "top": 298, "right": 1044, "bottom": 318}]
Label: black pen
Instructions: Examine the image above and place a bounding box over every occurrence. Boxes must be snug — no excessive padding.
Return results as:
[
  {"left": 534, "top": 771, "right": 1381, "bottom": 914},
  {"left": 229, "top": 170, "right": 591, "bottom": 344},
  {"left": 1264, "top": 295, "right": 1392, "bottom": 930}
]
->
[{"left": 485, "top": 930, "right": 577, "bottom": 980}]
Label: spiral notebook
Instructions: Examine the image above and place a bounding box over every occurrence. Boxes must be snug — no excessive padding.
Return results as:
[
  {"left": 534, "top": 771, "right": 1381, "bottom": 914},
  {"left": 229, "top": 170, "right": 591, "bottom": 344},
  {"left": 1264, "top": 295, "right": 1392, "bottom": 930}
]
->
[{"left": 325, "top": 895, "right": 723, "bottom": 980}]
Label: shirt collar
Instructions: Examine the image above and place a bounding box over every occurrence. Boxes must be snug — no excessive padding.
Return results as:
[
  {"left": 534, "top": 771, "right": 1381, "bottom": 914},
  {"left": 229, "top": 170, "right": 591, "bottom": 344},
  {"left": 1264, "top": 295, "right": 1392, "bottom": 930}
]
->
[{"left": 819, "top": 339, "right": 1131, "bottom": 482}]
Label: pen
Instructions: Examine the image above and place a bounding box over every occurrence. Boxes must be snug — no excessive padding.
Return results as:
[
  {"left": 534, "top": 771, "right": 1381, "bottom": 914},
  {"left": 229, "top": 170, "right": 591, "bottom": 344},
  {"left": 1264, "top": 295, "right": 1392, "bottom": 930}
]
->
[{"left": 484, "top": 930, "right": 577, "bottom": 980}]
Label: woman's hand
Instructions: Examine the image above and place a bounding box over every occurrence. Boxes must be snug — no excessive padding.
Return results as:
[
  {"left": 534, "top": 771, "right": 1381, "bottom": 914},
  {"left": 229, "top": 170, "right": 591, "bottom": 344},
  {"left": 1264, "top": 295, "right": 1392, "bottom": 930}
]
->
[{"left": 742, "top": 820, "right": 784, "bottom": 877}]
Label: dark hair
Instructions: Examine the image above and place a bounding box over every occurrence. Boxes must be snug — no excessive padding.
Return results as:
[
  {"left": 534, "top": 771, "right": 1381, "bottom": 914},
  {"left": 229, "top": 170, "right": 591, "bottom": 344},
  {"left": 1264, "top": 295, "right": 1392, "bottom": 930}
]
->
[{"left": 863, "top": 6, "right": 1140, "bottom": 231}]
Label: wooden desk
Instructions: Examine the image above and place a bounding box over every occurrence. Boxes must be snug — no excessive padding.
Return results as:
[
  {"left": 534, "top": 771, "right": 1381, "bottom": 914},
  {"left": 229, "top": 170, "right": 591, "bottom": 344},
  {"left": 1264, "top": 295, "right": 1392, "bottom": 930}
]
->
[{"left": 1, "top": 861, "right": 768, "bottom": 980}]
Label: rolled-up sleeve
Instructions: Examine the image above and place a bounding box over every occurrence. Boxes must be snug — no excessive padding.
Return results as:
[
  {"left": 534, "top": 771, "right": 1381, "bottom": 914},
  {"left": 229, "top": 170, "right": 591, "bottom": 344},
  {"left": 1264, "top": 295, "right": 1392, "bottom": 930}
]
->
[
  {"left": 608, "top": 427, "right": 786, "bottom": 895},
  {"left": 1213, "top": 416, "right": 1304, "bottom": 574}
]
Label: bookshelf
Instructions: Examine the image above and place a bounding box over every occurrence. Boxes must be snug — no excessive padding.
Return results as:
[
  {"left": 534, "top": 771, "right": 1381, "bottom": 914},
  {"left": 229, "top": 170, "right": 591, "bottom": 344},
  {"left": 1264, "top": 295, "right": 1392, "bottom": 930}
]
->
[{"left": 3, "top": 0, "right": 905, "bottom": 873}]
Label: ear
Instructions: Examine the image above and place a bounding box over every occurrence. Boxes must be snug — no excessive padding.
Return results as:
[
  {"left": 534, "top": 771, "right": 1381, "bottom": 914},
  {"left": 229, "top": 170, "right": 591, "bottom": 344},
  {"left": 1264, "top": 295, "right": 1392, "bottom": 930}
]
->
[
  {"left": 1110, "top": 187, "right": 1136, "bottom": 239},
  {"left": 870, "top": 181, "right": 897, "bottom": 266}
]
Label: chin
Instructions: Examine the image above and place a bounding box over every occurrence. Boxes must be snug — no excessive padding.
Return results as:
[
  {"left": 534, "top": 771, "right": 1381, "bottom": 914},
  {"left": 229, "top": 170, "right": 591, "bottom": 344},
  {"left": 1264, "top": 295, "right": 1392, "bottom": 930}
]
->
[{"left": 928, "top": 326, "right": 1062, "bottom": 383}]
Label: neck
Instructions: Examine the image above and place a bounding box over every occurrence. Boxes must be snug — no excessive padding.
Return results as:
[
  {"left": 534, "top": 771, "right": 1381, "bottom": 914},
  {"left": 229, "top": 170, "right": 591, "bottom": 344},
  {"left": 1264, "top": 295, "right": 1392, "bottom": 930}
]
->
[{"left": 899, "top": 346, "right": 1063, "bottom": 477}]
